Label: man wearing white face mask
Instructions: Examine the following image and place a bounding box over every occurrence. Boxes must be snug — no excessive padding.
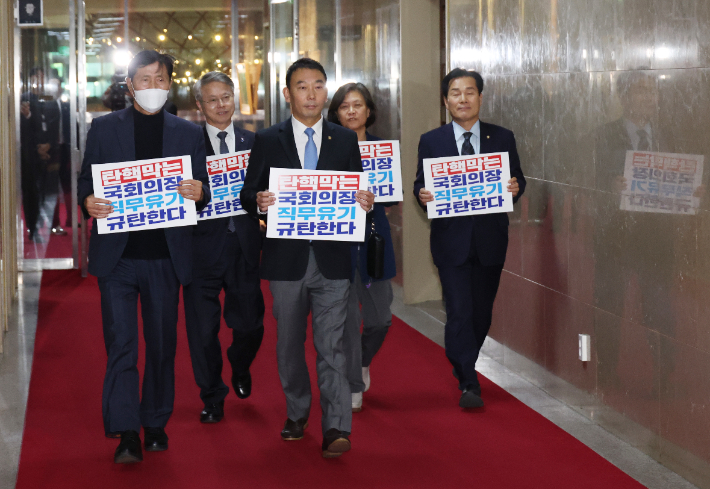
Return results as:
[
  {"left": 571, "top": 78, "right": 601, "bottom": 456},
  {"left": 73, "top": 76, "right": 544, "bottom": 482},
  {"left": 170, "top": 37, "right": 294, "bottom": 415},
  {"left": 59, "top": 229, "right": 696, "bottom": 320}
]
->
[{"left": 78, "top": 50, "right": 210, "bottom": 464}]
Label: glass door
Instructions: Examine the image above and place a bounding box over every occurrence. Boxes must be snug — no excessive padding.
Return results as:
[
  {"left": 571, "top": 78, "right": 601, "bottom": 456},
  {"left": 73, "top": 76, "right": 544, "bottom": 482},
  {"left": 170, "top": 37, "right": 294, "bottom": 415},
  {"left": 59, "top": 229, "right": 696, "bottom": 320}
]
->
[{"left": 17, "top": 0, "right": 80, "bottom": 270}]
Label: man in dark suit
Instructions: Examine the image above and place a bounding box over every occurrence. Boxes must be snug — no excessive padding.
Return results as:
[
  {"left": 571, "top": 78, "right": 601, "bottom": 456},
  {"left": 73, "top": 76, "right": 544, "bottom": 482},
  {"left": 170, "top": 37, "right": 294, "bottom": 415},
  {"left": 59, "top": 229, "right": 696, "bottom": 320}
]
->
[
  {"left": 241, "top": 58, "right": 374, "bottom": 458},
  {"left": 183, "top": 71, "right": 265, "bottom": 424},
  {"left": 77, "top": 50, "right": 210, "bottom": 464},
  {"left": 414, "top": 68, "right": 526, "bottom": 409}
]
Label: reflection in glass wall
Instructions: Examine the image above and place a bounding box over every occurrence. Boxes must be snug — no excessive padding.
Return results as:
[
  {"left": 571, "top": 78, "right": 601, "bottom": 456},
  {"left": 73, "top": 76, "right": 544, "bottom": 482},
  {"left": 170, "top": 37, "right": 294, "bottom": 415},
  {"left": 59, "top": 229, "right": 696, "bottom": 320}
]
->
[
  {"left": 84, "top": 1, "right": 266, "bottom": 131},
  {"left": 19, "top": 4, "right": 73, "bottom": 260},
  {"left": 269, "top": 0, "right": 295, "bottom": 124},
  {"left": 448, "top": 0, "right": 710, "bottom": 477},
  {"left": 337, "top": 0, "right": 401, "bottom": 282}
]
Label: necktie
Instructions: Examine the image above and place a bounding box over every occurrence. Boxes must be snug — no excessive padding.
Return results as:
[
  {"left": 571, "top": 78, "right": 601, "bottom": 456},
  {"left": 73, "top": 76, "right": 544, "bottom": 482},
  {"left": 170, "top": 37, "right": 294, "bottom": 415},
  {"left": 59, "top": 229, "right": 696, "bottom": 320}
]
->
[
  {"left": 304, "top": 127, "right": 318, "bottom": 170},
  {"left": 462, "top": 132, "right": 475, "bottom": 155},
  {"left": 217, "top": 131, "right": 236, "bottom": 232},
  {"left": 637, "top": 129, "right": 650, "bottom": 151}
]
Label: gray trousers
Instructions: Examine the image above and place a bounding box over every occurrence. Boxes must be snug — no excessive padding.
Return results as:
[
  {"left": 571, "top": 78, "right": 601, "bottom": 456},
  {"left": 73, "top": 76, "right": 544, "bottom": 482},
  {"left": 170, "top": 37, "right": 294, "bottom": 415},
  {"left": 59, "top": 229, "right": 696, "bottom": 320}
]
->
[
  {"left": 343, "top": 272, "right": 393, "bottom": 394},
  {"left": 269, "top": 249, "right": 352, "bottom": 436}
]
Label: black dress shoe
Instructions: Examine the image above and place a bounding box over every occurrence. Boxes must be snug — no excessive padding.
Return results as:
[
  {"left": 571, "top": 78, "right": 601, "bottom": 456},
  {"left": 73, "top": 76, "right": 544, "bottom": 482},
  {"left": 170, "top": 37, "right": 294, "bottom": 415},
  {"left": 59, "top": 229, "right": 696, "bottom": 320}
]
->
[
  {"left": 459, "top": 388, "right": 484, "bottom": 408},
  {"left": 200, "top": 401, "right": 225, "bottom": 423},
  {"left": 232, "top": 371, "right": 252, "bottom": 399},
  {"left": 321, "top": 428, "right": 351, "bottom": 458},
  {"left": 281, "top": 418, "right": 308, "bottom": 441},
  {"left": 114, "top": 430, "right": 143, "bottom": 464},
  {"left": 143, "top": 427, "right": 168, "bottom": 452}
]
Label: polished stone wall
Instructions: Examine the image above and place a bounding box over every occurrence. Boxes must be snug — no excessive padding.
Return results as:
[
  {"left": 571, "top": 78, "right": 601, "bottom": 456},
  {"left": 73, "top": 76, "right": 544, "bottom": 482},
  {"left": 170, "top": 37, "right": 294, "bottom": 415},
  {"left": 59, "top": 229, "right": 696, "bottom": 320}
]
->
[{"left": 448, "top": 0, "right": 710, "bottom": 483}]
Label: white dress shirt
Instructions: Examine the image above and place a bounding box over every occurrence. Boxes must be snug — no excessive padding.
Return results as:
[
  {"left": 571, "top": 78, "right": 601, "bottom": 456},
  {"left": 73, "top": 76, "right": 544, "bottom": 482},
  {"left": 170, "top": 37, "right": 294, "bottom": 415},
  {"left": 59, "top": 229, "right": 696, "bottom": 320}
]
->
[
  {"left": 452, "top": 119, "right": 481, "bottom": 155},
  {"left": 291, "top": 115, "right": 323, "bottom": 168},
  {"left": 624, "top": 119, "right": 653, "bottom": 151},
  {"left": 205, "top": 122, "right": 236, "bottom": 154}
]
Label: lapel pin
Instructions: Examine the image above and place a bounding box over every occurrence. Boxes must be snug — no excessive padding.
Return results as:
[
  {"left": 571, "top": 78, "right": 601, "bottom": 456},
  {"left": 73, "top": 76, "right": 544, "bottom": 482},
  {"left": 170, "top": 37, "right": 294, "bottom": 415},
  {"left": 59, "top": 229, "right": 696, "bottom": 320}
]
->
[
  {"left": 487, "top": 135, "right": 490, "bottom": 139},
  {"left": 328, "top": 136, "right": 332, "bottom": 140},
  {"left": 241, "top": 137, "right": 244, "bottom": 142}
]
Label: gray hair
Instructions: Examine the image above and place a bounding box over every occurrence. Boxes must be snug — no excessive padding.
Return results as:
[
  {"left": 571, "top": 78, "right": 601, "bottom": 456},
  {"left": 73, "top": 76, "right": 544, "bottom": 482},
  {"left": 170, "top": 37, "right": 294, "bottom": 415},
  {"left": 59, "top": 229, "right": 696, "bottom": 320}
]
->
[{"left": 193, "top": 71, "right": 235, "bottom": 102}]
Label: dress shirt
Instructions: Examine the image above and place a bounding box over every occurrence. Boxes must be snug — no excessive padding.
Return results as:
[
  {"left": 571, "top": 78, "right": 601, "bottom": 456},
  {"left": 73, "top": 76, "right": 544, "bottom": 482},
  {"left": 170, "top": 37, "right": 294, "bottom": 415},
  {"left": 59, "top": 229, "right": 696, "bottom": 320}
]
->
[
  {"left": 292, "top": 115, "right": 323, "bottom": 167},
  {"left": 453, "top": 119, "right": 481, "bottom": 156},
  {"left": 624, "top": 119, "right": 652, "bottom": 151},
  {"left": 205, "top": 121, "right": 236, "bottom": 153}
]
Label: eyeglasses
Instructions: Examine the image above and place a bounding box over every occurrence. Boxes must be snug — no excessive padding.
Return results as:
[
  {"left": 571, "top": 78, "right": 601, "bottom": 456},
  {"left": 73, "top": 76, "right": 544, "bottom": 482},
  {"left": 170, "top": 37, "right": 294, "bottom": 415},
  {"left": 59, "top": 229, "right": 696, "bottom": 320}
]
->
[{"left": 203, "top": 94, "right": 234, "bottom": 107}]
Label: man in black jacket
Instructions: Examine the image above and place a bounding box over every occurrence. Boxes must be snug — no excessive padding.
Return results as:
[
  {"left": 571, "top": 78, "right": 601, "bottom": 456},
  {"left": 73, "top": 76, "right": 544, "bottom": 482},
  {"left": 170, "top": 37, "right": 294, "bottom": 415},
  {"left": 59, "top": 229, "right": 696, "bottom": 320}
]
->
[
  {"left": 77, "top": 50, "right": 210, "bottom": 464},
  {"left": 183, "top": 71, "right": 265, "bottom": 424},
  {"left": 241, "top": 58, "right": 374, "bottom": 458}
]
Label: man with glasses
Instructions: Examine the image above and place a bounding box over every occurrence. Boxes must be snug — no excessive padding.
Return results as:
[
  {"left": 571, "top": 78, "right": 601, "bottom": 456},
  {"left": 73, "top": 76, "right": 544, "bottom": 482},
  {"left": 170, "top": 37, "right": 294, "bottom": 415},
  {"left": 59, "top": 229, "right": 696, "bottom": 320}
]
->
[{"left": 183, "top": 71, "right": 264, "bottom": 424}]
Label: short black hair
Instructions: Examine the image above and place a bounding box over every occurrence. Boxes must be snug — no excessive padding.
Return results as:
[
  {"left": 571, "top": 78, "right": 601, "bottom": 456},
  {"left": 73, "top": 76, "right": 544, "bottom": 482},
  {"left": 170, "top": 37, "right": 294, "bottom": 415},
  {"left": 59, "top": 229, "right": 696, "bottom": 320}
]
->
[
  {"left": 441, "top": 68, "right": 484, "bottom": 99},
  {"left": 327, "top": 82, "right": 377, "bottom": 128},
  {"left": 285, "top": 57, "right": 327, "bottom": 91},
  {"left": 29, "top": 66, "right": 44, "bottom": 78},
  {"left": 127, "top": 50, "right": 175, "bottom": 82}
]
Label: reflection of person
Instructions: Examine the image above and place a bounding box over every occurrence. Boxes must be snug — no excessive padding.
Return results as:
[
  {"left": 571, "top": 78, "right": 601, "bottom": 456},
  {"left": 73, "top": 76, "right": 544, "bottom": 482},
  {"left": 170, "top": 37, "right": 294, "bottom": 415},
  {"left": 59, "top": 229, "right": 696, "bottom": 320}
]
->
[
  {"left": 241, "top": 58, "right": 375, "bottom": 458},
  {"left": 183, "top": 72, "right": 264, "bottom": 424},
  {"left": 594, "top": 71, "right": 676, "bottom": 391},
  {"left": 414, "top": 68, "right": 525, "bottom": 408},
  {"left": 43, "top": 71, "right": 73, "bottom": 235},
  {"left": 20, "top": 66, "right": 47, "bottom": 241},
  {"left": 327, "top": 83, "right": 397, "bottom": 413},
  {"left": 77, "top": 50, "right": 210, "bottom": 464}
]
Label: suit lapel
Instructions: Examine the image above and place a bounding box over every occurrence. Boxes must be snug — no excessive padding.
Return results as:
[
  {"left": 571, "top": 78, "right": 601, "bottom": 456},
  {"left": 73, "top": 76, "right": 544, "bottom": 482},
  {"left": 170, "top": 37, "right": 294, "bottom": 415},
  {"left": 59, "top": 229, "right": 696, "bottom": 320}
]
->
[
  {"left": 203, "top": 126, "right": 215, "bottom": 156},
  {"left": 232, "top": 121, "right": 249, "bottom": 152},
  {"left": 278, "top": 118, "right": 301, "bottom": 169},
  {"left": 116, "top": 108, "right": 135, "bottom": 161},
  {"left": 442, "top": 123, "right": 459, "bottom": 157},
  {"left": 479, "top": 121, "right": 491, "bottom": 155},
  {"left": 162, "top": 111, "right": 178, "bottom": 157},
  {"left": 317, "top": 121, "right": 335, "bottom": 170}
]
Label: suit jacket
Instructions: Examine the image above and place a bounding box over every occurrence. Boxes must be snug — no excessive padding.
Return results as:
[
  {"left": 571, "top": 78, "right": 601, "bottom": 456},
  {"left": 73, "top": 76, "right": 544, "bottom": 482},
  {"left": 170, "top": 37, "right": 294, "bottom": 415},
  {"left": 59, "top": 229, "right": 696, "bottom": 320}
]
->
[
  {"left": 351, "top": 132, "right": 397, "bottom": 282},
  {"left": 241, "top": 117, "right": 363, "bottom": 281},
  {"left": 77, "top": 107, "right": 210, "bottom": 285},
  {"left": 413, "top": 121, "right": 526, "bottom": 268},
  {"left": 194, "top": 122, "right": 261, "bottom": 269}
]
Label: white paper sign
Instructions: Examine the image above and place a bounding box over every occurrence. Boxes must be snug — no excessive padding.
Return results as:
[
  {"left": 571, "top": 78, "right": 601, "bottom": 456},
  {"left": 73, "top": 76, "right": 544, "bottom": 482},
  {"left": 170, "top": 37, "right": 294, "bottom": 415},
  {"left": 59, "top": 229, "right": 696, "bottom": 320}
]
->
[
  {"left": 198, "top": 150, "right": 250, "bottom": 220},
  {"left": 423, "top": 151, "right": 513, "bottom": 219},
  {"left": 620, "top": 151, "right": 704, "bottom": 215},
  {"left": 91, "top": 155, "right": 196, "bottom": 234},
  {"left": 266, "top": 168, "right": 368, "bottom": 241},
  {"left": 358, "top": 140, "right": 403, "bottom": 202}
]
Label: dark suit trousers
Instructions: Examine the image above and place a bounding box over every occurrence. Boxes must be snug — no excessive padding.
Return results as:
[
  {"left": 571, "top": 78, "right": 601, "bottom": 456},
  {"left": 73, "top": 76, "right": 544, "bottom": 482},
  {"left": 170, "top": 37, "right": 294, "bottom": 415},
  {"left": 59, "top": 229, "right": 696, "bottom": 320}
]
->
[
  {"left": 98, "top": 258, "right": 180, "bottom": 433},
  {"left": 183, "top": 233, "right": 265, "bottom": 404},
  {"left": 438, "top": 242, "right": 503, "bottom": 393}
]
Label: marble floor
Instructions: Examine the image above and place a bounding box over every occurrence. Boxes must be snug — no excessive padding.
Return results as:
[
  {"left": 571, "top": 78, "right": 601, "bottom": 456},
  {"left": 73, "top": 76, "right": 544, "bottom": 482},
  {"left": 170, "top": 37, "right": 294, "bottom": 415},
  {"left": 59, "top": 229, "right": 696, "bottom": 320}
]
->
[{"left": 0, "top": 272, "right": 699, "bottom": 488}]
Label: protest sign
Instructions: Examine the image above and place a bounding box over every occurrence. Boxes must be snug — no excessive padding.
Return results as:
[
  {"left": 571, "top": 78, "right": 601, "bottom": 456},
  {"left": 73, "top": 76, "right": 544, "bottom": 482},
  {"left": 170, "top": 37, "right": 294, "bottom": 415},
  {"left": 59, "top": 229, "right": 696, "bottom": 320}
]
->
[
  {"left": 198, "top": 150, "right": 250, "bottom": 220},
  {"left": 358, "top": 140, "right": 403, "bottom": 202},
  {"left": 620, "top": 151, "right": 704, "bottom": 215},
  {"left": 266, "top": 168, "right": 368, "bottom": 241},
  {"left": 91, "top": 155, "right": 196, "bottom": 234},
  {"left": 422, "top": 152, "right": 513, "bottom": 219}
]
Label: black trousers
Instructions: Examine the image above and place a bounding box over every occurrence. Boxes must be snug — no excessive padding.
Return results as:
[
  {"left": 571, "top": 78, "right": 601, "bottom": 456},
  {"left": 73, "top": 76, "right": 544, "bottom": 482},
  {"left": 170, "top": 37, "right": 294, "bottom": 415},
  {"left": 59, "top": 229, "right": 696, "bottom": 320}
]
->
[
  {"left": 437, "top": 243, "right": 503, "bottom": 394},
  {"left": 183, "top": 233, "right": 265, "bottom": 404},
  {"left": 98, "top": 258, "right": 180, "bottom": 434}
]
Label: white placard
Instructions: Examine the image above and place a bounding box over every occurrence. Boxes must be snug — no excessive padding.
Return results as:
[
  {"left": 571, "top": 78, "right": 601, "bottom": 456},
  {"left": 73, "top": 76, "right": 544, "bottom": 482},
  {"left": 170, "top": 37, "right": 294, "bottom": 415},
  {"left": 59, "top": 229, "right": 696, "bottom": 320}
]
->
[
  {"left": 423, "top": 151, "right": 513, "bottom": 219},
  {"left": 91, "top": 155, "right": 196, "bottom": 234},
  {"left": 198, "top": 150, "right": 250, "bottom": 220},
  {"left": 266, "top": 168, "right": 368, "bottom": 241},
  {"left": 358, "top": 140, "right": 403, "bottom": 202}
]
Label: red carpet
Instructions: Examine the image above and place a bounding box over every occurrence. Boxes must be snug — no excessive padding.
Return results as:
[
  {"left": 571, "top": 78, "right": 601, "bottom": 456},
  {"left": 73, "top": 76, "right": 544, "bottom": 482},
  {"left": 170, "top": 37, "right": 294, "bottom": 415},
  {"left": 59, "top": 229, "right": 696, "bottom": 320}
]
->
[{"left": 16, "top": 270, "right": 644, "bottom": 488}]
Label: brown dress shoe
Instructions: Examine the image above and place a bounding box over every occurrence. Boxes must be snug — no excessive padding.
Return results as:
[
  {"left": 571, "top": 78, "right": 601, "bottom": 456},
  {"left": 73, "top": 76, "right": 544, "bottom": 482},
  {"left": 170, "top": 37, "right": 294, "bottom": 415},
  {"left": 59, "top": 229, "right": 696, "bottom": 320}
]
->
[
  {"left": 321, "top": 428, "right": 351, "bottom": 458},
  {"left": 281, "top": 418, "right": 308, "bottom": 441}
]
